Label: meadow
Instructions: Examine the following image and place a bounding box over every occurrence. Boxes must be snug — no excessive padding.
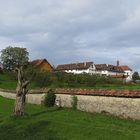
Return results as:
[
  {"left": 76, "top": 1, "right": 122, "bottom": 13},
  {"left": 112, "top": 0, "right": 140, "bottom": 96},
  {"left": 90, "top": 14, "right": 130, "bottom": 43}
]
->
[{"left": 0, "top": 96, "right": 140, "bottom": 140}]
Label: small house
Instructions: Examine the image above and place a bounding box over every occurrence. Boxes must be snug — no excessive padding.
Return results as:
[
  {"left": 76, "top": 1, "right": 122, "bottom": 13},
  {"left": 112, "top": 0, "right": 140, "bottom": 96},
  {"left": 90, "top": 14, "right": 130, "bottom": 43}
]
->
[{"left": 31, "top": 59, "right": 53, "bottom": 72}]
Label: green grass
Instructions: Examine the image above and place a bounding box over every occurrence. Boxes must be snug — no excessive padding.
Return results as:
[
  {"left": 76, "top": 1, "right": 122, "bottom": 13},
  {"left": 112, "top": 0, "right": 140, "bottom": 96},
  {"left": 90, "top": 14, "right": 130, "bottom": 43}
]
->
[
  {"left": 0, "top": 96, "right": 140, "bottom": 140},
  {"left": 94, "top": 83, "right": 140, "bottom": 90},
  {"left": 0, "top": 72, "right": 38, "bottom": 90},
  {"left": 48, "top": 83, "right": 140, "bottom": 90},
  {"left": 0, "top": 73, "right": 17, "bottom": 90}
]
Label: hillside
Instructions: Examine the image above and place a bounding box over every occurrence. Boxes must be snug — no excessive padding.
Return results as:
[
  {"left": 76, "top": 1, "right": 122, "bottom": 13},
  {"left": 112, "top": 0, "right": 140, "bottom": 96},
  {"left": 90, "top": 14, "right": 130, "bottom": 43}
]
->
[{"left": 0, "top": 96, "right": 140, "bottom": 140}]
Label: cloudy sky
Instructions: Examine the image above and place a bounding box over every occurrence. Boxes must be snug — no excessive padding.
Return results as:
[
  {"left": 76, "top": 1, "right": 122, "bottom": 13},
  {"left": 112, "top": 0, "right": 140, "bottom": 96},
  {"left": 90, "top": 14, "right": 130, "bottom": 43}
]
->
[{"left": 0, "top": 0, "right": 140, "bottom": 71}]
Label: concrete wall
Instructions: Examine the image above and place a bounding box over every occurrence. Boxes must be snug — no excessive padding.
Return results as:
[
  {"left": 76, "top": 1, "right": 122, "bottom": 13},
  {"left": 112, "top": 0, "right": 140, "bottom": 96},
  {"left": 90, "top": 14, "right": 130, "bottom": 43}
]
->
[
  {"left": 0, "top": 91, "right": 140, "bottom": 120},
  {"left": 0, "top": 91, "right": 45, "bottom": 105},
  {"left": 0, "top": 91, "right": 16, "bottom": 99}
]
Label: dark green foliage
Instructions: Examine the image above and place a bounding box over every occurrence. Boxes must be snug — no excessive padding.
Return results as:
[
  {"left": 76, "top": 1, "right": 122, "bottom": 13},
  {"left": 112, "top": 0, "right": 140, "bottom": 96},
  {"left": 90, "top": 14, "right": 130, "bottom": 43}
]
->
[
  {"left": 1, "top": 70, "right": 140, "bottom": 90},
  {"left": 2, "top": 61, "right": 125, "bottom": 88},
  {"left": 71, "top": 95, "right": 78, "bottom": 110},
  {"left": 132, "top": 71, "right": 140, "bottom": 81},
  {"left": 24, "top": 65, "right": 55, "bottom": 88},
  {"left": 1, "top": 46, "right": 29, "bottom": 70},
  {"left": 43, "top": 90, "right": 56, "bottom": 107},
  {"left": 42, "top": 72, "right": 124, "bottom": 88}
]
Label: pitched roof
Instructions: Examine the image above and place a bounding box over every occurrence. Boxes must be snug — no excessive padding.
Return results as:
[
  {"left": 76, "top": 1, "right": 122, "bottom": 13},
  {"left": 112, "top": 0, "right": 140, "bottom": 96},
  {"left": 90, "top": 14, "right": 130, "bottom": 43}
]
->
[
  {"left": 31, "top": 59, "right": 53, "bottom": 69},
  {"left": 95, "top": 64, "right": 108, "bottom": 70},
  {"left": 95, "top": 64, "right": 124, "bottom": 73},
  {"left": 31, "top": 59, "right": 44, "bottom": 66},
  {"left": 119, "top": 65, "right": 132, "bottom": 71},
  {"left": 56, "top": 62, "right": 93, "bottom": 70},
  {"left": 107, "top": 64, "right": 124, "bottom": 73}
]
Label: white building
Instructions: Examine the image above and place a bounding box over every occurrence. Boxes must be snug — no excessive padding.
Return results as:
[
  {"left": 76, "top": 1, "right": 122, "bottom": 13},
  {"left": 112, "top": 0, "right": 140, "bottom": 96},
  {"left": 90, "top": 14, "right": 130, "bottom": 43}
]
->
[
  {"left": 94, "top": 64, "right": 124, "bottom": 76},
  {"left": 56, "top": 61, "right": 133, "bottom": 81},
  {"left": 56, "top": 62, "right": 95, "bottom": 74},
  {"left": 118, "top": 65, "right": 133, "bottom": 82}
]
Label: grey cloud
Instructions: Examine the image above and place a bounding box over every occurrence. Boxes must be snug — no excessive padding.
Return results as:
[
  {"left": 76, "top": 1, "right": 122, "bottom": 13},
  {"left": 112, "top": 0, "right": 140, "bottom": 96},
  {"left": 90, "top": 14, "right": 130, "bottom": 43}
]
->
[{"left": 0, "top": 0, "right": 140, "bottom": 71}]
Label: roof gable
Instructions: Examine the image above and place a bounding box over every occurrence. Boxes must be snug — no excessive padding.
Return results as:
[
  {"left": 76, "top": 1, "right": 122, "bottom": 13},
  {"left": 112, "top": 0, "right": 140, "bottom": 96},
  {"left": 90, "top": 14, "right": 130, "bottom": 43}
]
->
[{"left": 31, "top": 59, "right": 53, "bottom": 69}]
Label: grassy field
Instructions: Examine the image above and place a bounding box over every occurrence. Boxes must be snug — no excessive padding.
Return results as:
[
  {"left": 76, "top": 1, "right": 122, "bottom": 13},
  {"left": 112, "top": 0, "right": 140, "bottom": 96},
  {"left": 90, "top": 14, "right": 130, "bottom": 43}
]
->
[
  {"left": 0, "top": 72, "right": 36, "bottom": 90},
  {"left": 0, "top": 73, "right": 17, "bottom": 90},
  {"left": 0, "top": 96, "right": 140, "bottom": 140}
]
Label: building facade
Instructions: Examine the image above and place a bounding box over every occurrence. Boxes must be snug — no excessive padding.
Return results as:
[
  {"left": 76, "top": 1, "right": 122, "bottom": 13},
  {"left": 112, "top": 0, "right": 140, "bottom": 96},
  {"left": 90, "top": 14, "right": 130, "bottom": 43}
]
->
[
  {"left": 56, "top": 61, "right": 133, "bottom": 81},
  {"left": 31, "top": 59, "right": 53, "bottom": 72}
]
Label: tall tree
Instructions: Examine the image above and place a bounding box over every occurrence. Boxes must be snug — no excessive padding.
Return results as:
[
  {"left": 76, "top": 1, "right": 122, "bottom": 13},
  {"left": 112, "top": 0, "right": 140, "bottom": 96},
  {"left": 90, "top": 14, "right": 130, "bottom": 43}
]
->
[
  {"left": 14, "top": 67, "right": 29, "bottom": 116},
  {"left": 1, "top": 46, "right": 29, "bottom": 70}
]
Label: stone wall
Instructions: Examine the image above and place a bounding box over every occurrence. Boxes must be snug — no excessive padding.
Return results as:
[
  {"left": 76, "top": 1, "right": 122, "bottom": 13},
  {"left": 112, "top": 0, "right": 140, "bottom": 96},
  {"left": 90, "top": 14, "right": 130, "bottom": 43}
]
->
[
  {"left": 0, "top": 90, "right": 140, "bottom": 120},
  {"left": 56, "top": 94, "right": 140, "bottom": 120}
]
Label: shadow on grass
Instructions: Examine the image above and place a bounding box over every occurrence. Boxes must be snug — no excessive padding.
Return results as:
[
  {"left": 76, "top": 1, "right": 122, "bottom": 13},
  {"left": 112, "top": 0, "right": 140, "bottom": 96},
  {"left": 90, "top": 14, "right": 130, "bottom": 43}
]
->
[
  {"left": 31, "top": 107, "right": 63, "bottom": 117},
  {"left": 0, "top": 119, "right": 3, "bottom": 124},
  {"left": 0, "top": 117, "right": 66, "bottom": 140}
]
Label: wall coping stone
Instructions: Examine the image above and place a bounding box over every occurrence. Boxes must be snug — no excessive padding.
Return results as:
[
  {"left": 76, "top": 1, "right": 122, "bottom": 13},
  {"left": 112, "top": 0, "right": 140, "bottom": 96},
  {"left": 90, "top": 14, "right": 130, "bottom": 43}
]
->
[{"left": 0, "top": 88, "right": 140, "bottom": 98}]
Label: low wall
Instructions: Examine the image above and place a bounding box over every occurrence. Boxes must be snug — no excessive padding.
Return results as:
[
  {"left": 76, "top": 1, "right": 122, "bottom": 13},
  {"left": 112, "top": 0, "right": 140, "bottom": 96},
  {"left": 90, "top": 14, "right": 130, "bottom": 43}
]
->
[
  {"left": 54, "top": 88, "right": 140, "bottom": 97},
  {"left": 0, "top": 91, "right": 45, "bottom": 104},
  {"left": 0, "top": 90, "right": 140, "bottom": 120},
  {"left": 56, "top": 94, "right": 140, "bottom": 120}
]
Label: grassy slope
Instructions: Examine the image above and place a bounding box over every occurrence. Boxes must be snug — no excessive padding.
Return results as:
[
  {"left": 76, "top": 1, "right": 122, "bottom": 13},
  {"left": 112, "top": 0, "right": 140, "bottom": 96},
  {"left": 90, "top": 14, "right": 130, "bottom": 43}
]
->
[
  {"left": 0, "top": 96, "right": 140, "bottom": 140},
  {"left": 0, "top": 73, "right": 17, "bottom": 90},
  {"left": 0, "top": 73, "right": 36, "bottom": 90}
]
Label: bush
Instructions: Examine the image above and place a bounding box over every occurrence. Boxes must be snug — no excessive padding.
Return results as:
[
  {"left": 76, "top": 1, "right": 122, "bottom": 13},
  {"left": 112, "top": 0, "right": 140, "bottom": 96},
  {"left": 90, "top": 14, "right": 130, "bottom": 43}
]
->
[
  {"left": 43, "top": 89, "right": 56, "bottom": 107},
  {"left": 71, "top": 95, "right": 78, "bottom": 110},
  {"left": 132, "top": 71, "right": 140, "bottom": 81}
]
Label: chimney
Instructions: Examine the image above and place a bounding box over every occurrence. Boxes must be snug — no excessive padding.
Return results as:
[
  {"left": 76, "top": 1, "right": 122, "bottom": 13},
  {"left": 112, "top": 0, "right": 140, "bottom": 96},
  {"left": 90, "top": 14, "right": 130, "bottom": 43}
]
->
[
  {"left": 117, "top": 60, "right": 119, "bottom": 67},
  {"left": 84, "top": 62, "right": 86, "bottom": 67}
]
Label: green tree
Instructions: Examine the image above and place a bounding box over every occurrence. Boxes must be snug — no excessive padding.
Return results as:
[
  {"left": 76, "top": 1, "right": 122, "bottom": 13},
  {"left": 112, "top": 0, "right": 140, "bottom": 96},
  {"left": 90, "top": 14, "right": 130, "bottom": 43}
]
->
[
  {"left": 1, "top": 46, "right": 29, "bottom": 70},
  {"left": 132, "top": 71, "right": 140, "bottom": 81}
]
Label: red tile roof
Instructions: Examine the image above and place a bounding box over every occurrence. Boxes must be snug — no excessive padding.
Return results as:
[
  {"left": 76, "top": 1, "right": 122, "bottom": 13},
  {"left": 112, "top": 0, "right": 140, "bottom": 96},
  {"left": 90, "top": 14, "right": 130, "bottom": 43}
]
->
[
  {"left": 119, "top": 65, "right": 132, "bottom": 71},
  {"left": 95, "top": 64, "right": 124, "bottom": 73},
  {"left": 54, "top": 88, "right": 140, "bottom": 98},
  {"left": 95, "top": 64, "right": 108, "bottom": 70},
  {"left": 56, "top": 62, "right": 93, "bottom": 71}
]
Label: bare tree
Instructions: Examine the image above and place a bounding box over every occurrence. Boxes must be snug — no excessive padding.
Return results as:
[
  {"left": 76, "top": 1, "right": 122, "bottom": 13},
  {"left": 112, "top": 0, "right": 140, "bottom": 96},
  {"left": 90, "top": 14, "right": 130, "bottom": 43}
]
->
[{"left": 14, "top": 67, "right": 29, "bottom": 116}]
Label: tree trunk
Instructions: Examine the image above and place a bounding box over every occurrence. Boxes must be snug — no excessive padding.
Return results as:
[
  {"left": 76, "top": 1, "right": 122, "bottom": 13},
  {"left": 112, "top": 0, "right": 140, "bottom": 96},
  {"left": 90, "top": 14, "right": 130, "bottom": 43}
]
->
[{"left": 14, "top": 67, "right": 29, "bottom": 116}]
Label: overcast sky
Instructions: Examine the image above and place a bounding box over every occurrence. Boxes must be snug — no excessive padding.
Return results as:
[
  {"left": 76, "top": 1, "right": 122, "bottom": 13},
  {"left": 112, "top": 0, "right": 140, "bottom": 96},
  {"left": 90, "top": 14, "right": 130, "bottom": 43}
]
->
[{"left": 0, "top": 0, "right": 140, "bottom": 71}]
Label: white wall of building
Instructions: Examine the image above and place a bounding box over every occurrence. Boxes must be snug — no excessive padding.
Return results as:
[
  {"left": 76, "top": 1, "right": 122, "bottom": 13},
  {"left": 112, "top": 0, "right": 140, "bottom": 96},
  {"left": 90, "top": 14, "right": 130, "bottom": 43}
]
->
[
  {"left": 64, "top": 64, "right": 95, "bottom": 74},
  {"left": 125, "top": 71, "right": 133, "bottom": 82},
  {"left": 63, "top": 64, "right": 132, "bottom": 82},
  {"left": 124, "top": 70, "right": 132, "bottom": 76}
]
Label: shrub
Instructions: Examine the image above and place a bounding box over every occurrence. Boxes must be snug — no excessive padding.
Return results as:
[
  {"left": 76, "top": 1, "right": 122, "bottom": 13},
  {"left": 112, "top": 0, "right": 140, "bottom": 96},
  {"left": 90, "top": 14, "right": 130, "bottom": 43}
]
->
[
  {"left": 71, "top": 95, "right": 78, "bottom": 110},
  {"left": 132, "top": 71, "right": 140, "bottom": 81},
  {"left": 43, "top": 89, "right": 56, "bottom": 107}
]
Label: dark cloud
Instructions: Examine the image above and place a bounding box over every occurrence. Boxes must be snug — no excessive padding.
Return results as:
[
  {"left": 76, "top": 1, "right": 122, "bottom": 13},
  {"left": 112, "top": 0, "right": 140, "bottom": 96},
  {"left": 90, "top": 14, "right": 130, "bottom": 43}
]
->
[{"left": 0, "top": 0, "right": 140, "bottom": 72}]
